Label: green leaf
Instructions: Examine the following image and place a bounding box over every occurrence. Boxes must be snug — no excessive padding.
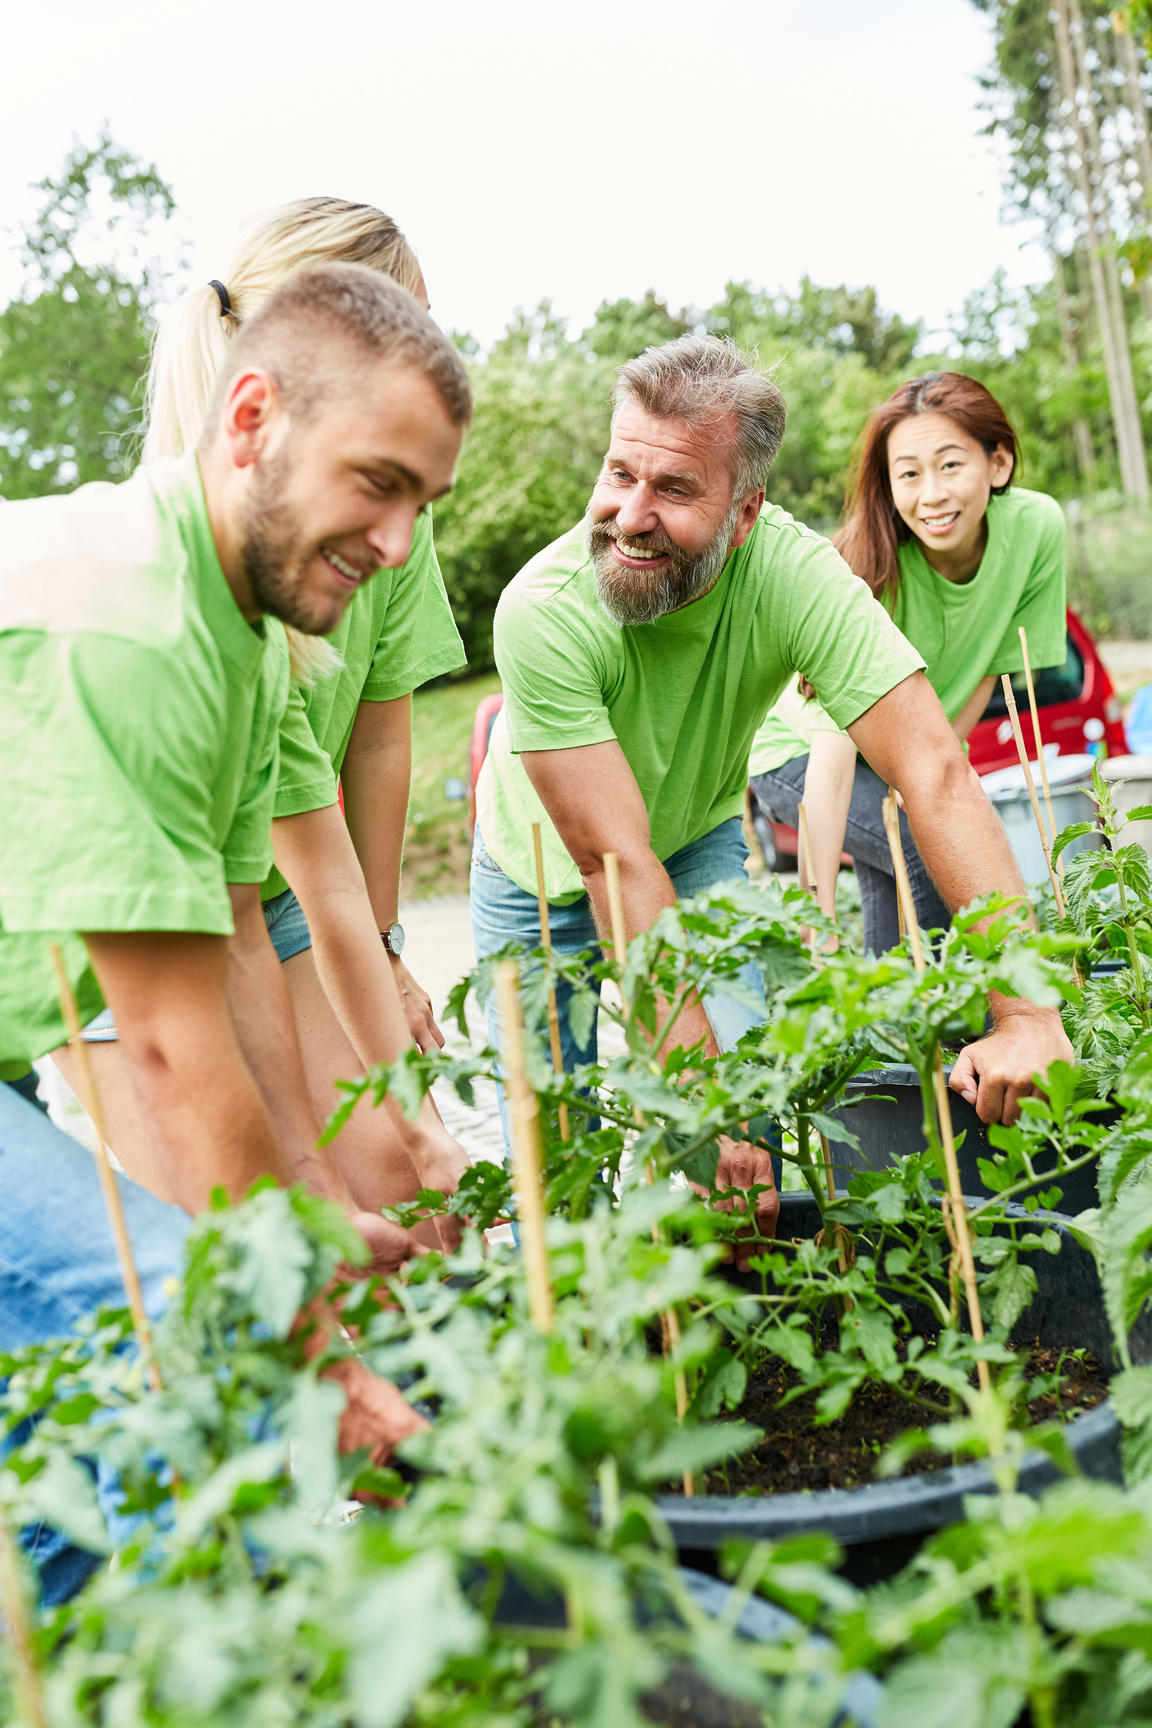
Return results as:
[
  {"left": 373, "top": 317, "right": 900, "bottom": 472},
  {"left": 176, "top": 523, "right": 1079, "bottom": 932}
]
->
[
  {"left": 1051, "top": 821, "right": 1096, "bottom": 863},
  {"left": 687, "top": 1349, "right": 747, "bottom": 1421},
  {"left": 636, "top": 1421, "right": 763, "bottom": 1483},
  {"left": 1110, "top": 1365, "right": 1152, "bottom": 1428},
  {"left": 348, "top": 1550, "right": 481, "bottom": 1728}
]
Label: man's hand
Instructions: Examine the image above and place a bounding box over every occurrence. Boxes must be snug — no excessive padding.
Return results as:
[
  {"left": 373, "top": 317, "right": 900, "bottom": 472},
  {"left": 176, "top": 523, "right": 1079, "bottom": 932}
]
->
[
  {"left": 949, "top": 1003, "right": 1074, "bottom": 1126},
  {"left": 323, "top": 1356, "right": 430, "bottom": 1467},
  {"left": 688, "top": 1135, "right": 779, "bottom": 1270},
  {"left": 350, "top": 1210, "right": 427, "bottom": 1278}
]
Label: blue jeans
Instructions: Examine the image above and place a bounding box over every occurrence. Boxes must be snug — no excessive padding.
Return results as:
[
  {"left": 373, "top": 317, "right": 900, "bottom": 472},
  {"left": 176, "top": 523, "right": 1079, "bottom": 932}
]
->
[
  {"left": 750, "top": 756, "right": 952, "bottom": 956},
  {"left": 470, "top": 818, "right": 779, "bottom": 1175},
  {"left": 0, "top": 1083, "right": 190, "bottom": 1601}
]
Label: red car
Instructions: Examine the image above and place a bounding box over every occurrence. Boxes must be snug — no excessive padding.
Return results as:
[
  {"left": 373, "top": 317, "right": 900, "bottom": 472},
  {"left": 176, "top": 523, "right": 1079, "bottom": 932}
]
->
[{"left": 751, "top": 607, "right": 1129, "bottom": 872}]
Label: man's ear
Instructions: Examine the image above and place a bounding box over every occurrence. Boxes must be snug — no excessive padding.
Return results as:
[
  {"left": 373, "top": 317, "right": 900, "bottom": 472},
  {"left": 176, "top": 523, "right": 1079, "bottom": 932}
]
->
[
  {"left": 730, "top": 487, "right": 765, "bottom": 549},
  {"left": 220, "top": 369, "right": 282, "bottom": 471}
]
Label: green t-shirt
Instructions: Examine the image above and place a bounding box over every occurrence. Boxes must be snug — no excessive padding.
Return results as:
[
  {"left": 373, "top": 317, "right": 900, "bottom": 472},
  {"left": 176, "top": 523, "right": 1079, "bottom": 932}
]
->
[
  {"left": 477, "top": 505, "right": 925, "bottom": 902},
  {"left": 747, "top": 485, "right": 1067, "bottom": 768},
  {"left": 261, "top": 511, "right": 465, "bottom": 900},
  {"left": 747, "top": 677, "right": 841, "bottom": 777},
  {"left": 0, "top": 453, "right": 289, "bottom": 1065}
]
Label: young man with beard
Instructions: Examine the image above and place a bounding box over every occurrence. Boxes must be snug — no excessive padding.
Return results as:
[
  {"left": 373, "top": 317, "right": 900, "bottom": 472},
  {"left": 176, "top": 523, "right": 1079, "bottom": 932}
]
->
[
  {"left": 0, "top": 266, "right": 470, "bottom": 1488},
  {"left": 472, "top": 336, "right": 1073, "bottom": 1236}
]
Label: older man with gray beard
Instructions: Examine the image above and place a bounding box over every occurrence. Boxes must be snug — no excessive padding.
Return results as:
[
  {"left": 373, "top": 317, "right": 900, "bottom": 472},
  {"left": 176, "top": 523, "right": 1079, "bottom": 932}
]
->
[{"left": 471, "top": 336, "right": 1073, "bottom": 1235}]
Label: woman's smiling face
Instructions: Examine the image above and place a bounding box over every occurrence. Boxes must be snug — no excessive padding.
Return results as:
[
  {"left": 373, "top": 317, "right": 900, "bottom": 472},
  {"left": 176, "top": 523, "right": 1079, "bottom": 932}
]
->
[{"left": 886, "top": 410, "right": 1014, "bottom": 576}]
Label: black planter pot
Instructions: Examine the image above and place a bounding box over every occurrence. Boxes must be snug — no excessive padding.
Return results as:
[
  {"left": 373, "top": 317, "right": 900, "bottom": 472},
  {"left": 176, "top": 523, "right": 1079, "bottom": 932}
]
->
[
  {"left": 823, "top": 1063, "right": 1109, "bottom": 1214},
  {"left": 492, "top": 1562, "right": 882, "bottom": 1727},
  {"left": 657, "top": 1191, "right": 1151, "bottom": 1588}
]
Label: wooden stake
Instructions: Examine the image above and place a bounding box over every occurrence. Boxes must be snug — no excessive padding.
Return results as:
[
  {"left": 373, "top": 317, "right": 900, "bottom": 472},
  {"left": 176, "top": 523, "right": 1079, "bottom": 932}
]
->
[
  {"left": 494, "top": 960, "right": 553, "bottom": 1332},
  {"left": 0, "top": 1507, "right": 48, "bottom": 1728},
  {"left": 1000, "top": 676, "right": 1067, "bottom": 919},
  {"left": 49, "top": 945, "right": 158, "bottom": 1386},
  {"left": 1018, "top": 629, "right": 1062, "bottom": 878},
  {"left": 880, "top": 806, "right": 991, "bottom": 1392},
  {"left": 601, "top": 853, "right": 694, "bottom": 1495},
  {"left": 797, "top": 799, "right": 813, "bottom": 899},
  {"left": 531, "top": 823, "right": 569, "bottom": 1142}
]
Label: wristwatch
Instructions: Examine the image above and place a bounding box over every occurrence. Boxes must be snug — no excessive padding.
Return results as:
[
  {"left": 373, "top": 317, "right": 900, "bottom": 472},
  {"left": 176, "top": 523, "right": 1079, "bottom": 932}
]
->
[{"left": 380, "top": 922, "right": 405, "bottom": 957}]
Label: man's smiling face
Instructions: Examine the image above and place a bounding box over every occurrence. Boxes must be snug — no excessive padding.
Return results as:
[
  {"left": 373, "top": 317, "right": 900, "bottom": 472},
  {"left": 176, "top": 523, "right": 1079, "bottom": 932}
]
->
[
  {"left": 238, "top": 359, "right": 462, "bottom": 636},
  {"left": 586, "top": 399, "right": 762, "bottom": 625}
]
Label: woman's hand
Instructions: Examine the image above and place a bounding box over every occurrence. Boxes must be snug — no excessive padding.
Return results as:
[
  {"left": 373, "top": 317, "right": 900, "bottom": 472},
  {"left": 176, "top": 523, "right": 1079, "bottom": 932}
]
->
[{"left": 389, "top": 956, "right": 444, "bottom": 1051}]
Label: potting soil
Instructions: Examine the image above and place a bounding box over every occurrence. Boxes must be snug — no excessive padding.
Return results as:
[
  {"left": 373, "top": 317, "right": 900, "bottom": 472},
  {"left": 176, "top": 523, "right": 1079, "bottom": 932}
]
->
[{"left": 671, "top": 1337, "right": 1109, "bottom": 1496}]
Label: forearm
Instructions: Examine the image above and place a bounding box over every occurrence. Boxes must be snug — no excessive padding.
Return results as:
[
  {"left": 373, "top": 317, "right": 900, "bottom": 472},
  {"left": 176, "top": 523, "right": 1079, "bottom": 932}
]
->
[
  {"left": 801, "top": 734, "right": 856, "bottom": 921},
  {"left": 951, "top": 674, "right": 997, "bottom": 743},
  {"left": 272, "top": 806, "right": 412, "bottom": 1071},
  {"left": 299, "top": 881, "right": 412, "bottom": 1069},
  {"left": 225, "top": 886, "right": 353, "bottom": 1203},
  {"left": 342, "top": 695, "right": 412, "bottom": 930},
  {"left": 83, "top": 930, "right": 294, "bottom": 1213},
  {"left": 580, "top": 846, "right": 716, "bottom": 1057}
]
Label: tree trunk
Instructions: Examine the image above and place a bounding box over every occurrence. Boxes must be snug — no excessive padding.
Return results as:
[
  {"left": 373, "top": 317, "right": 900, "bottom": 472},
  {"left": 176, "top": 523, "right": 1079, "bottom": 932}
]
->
[
  {"left": 1054, "top": 249, "right": 1099, "bottom": 490},
  {"left": 1054, "top": 0, "right": 1149, "bottom": 496},
  {"left": 1113, "top": 11, "right": 1152, "bottom": 319}
]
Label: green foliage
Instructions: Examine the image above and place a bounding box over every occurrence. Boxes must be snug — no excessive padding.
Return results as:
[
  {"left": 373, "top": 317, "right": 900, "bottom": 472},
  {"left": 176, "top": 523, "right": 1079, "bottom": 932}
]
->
[{"left": 0, "top": 129, "right": 177, "bottom": 498}]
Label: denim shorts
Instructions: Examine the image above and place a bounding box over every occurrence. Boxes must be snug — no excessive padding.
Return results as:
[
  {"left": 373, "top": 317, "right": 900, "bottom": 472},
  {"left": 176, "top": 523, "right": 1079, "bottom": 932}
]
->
[
  {"left": 262, "top": 888, "right": 313, "bottom": 964},
  {"left": 77, "top": 892, "right": 314, "bottom": 1046}
]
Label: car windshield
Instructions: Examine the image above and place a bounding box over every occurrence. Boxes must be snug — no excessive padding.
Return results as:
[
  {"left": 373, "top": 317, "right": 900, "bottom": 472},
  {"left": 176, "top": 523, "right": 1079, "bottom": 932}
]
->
[{"left": 980, "top": 634, "right": 1085, "bottom": 719}]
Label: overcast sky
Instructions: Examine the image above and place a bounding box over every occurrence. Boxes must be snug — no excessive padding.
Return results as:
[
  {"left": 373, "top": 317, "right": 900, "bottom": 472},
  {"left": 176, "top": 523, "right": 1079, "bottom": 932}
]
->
[{"left": 0, "top": 0, "right": 1046, "bottom": 348}]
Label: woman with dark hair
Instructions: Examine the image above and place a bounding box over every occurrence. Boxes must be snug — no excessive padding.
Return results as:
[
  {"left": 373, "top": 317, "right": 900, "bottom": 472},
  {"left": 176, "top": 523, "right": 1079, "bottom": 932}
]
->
[{"left": 749, "top": 371, "right": 1067, "bottom": 954}]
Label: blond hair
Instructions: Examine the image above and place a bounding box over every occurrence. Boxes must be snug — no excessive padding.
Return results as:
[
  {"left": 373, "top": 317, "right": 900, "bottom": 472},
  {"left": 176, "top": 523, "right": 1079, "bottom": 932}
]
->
[{"left": 144, "top": 197, "right": 424, "bottom": 680}]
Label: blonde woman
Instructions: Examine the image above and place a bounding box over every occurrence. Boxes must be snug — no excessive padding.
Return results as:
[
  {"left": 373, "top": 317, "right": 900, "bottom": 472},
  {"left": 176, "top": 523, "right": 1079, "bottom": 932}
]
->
[{"left": 57, "top": 199, "right": 468, "bottom": 1239}]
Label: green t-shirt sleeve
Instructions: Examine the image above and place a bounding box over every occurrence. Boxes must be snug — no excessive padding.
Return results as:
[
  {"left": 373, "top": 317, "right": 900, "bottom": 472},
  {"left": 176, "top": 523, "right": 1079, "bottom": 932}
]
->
[
  {"left": 0, "top": 633, "right": 234, "bottom": 935},
  {"left": 494, "top": 580, "right": 617, "bottom": 754},
  {"left": 221, "top": 674, "right": 285, "bottom": 884},
  {"left": 986, "top": 495, "right": 1067, "bottom": 676},
  {"left": 360, "top": 517, "right": 466, "bottom": 702},
  {"left": 271, "top": 680, "right": 340, "bottom": 822},
  {"left": 784, "top": 539, "right": 926, "bottom": 729}
]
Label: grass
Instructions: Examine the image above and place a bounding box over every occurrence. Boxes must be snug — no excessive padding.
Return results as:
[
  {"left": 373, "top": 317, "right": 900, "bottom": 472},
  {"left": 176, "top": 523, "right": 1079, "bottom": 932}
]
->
[{"left": 403, "top": 671, "right": 501, "bottom": 899}]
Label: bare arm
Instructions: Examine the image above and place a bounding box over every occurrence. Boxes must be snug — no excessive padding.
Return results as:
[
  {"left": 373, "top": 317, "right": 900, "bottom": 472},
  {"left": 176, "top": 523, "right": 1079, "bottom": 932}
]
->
[
  {"left": 221, "top": 883, "right": 356, "bottom": 1204},
  {"left": 342, "top": 694, "right": 442, "bottom": 1050},
  {"left": 848, "top": 671, "right": 1073, "bottom": 1124},
  {"left": 951, "top": 673, "right": 997, "bottom": 743},
  {"left": 81, "top": 927, "right": 298, "bottom": 1212},
  {"left": 800, "top": 729, "right": 857, "bottom": 934},
  {"left": 272, "top": 804, "right": 412, "bottom": 1073},
  {"left": 522, "top": 740, "right": 778, "bottom": 1232},
  {"left": 271, "top": 805, "right": 468, "bottom": 1204}
]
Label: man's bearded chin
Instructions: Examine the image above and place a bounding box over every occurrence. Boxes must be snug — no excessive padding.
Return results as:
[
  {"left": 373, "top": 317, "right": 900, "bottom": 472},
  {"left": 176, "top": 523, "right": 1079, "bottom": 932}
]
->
[
  {"left": 587, "top": 501, "right": 740, "bottom": 627},
  {"left": 238, "top": 445, "right": 343, "bottom": 636}
]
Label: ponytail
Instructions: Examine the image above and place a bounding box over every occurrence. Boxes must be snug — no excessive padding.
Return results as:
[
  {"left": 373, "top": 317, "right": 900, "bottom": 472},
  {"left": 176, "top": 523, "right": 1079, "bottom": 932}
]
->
[{"left": 142, "top": 198, "right": 424, "bottom": 682}]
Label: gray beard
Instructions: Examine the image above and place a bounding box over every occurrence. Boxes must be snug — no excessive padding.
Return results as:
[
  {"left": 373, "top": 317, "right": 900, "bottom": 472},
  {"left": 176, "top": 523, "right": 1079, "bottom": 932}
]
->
[{"left": 586, "top": 500, "right": 740, "bottom": 627}]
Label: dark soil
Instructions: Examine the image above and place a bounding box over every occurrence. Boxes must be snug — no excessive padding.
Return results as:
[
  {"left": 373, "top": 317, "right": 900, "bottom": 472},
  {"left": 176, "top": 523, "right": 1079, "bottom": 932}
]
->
[{"left": 670, "top": 1336, "right": 1110, "bottom": 1497}]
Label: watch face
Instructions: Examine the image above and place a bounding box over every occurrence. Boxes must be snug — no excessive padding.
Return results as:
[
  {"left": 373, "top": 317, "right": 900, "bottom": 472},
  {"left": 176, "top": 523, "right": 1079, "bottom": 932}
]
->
[{"left": 388, "top": 921, "right": 405, "bottom": 957}]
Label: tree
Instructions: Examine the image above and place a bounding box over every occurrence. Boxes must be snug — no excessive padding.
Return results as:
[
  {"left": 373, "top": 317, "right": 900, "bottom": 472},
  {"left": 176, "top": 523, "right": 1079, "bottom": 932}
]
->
[{"left": 0, "top": 130, "right": 176, "bottom": 498}]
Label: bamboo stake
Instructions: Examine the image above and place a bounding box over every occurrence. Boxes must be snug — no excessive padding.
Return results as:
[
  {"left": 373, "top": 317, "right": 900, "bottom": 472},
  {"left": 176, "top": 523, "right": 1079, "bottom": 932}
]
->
[
  {"left": 602, "top": 852, "right": 694, "bottom": 1495},
  {"left": 494, "top": 960, "right": 553, "bottom": 1333},
  {"left": 1000, "top": 676, "right": 1067, "bottom": 920},
  {"left": 49, "top": 945, "right": 158, "bottom": 1386},
  {"left": 0, "top": 1507, "right": 48, "bottom": 1728},
  {"left": 880, "top": 800, "right": 991, "bottom": 1392},
  {"left": 1017, "top": 629, "right": 1063, "bottom": 879},
  {"left": 531, "top": 823, "right": 570, "bottom": 1142},
  {"left": 797, "top": 799, "right": 813, "bottom": 899}
]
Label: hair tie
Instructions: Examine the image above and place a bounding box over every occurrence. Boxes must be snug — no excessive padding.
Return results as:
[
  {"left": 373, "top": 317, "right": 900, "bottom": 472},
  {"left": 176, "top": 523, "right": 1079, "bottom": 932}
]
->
[{"left": 208, "top": 280, "right": 233, "bottom": 316}]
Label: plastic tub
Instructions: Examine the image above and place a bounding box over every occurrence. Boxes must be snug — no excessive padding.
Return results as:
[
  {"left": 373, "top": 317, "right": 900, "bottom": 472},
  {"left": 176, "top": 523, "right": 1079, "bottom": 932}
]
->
[
  {"left": 981, "top": 751, "right": 1099, "bottom": 884},
  {"left": 1101, "top": 754, "right": 1152, "bottom": 855},
  {"left": 822, "top": 1062, "right": 1107, "bottom": 1213},
  {"left": 657, "top": 1192, "right": 1147, "bottom": 1586}
]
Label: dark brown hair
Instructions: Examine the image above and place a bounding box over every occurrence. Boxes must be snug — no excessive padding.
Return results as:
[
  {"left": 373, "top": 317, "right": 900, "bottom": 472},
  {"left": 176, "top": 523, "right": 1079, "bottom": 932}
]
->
[{"left": 834, "top": 371, "right": 1018, "bottom": 604}]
